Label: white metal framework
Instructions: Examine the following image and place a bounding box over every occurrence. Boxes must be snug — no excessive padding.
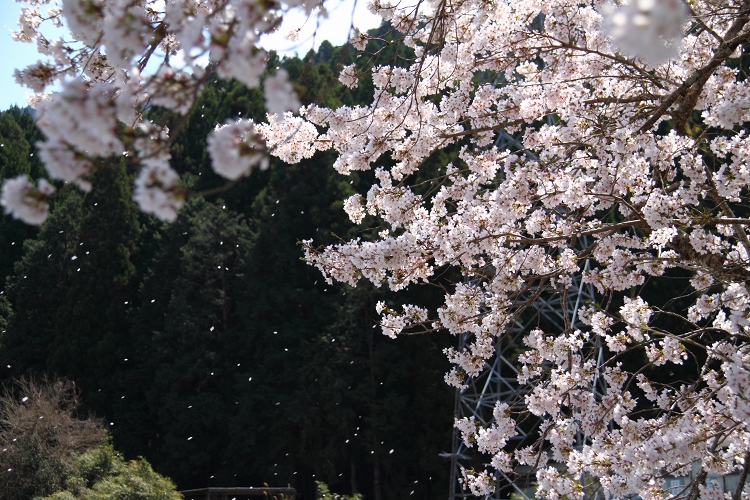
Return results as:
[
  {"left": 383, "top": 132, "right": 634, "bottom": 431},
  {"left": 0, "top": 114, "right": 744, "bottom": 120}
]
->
[
  {"left": 446, "top": 272, "right": 598, "bottom": 500},
  {"left": 443, "top": 138, "right": 600, "bottom": 498}
]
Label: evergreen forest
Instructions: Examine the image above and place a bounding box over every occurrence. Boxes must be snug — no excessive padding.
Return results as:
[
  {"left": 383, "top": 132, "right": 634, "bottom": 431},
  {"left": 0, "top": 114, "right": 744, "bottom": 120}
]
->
[{"left": 0, "top": 29, "right": 457, "bottom": 500}]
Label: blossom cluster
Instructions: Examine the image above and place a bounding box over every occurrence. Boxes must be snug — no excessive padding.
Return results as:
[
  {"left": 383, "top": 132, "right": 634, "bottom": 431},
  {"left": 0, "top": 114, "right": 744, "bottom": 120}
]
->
[
  {"left": 5, "top": 0, "right": 305, "bottom": 222},
  {"left": 290, "top": 0, "right": 750, "bottom": 498}
]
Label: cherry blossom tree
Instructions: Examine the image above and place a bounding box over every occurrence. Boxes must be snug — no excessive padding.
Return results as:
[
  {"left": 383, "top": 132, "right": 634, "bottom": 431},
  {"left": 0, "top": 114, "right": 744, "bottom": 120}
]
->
[{"left": 7, "top": 0, "right": 750, "bottom": 498}]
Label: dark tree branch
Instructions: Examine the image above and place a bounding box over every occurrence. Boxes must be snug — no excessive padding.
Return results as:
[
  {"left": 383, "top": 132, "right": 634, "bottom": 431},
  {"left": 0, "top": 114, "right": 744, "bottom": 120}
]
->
[
  {"left": 733, "top": 451, "right": 750, "bottom": 500},
  {"left": 639, "top": 9, "right": 750, "bottom": 134}
]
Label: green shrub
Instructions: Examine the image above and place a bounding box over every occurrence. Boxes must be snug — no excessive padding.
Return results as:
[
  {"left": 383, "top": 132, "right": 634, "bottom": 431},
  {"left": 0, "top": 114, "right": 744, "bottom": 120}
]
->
[
  {"left": 37, "top": 442, "right": 181, "bottom": 500},
  {"left": 315, "top": 481, "right": 362, "bottom": 500}
]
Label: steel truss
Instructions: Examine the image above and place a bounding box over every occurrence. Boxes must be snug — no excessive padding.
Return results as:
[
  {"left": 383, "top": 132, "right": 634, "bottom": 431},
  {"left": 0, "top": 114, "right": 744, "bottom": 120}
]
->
[
  {"left": 442, "top": 96, "right": 603, "bottom": 498},
  {"left": 445, "top": 255, "right": 599, "bottom": 500}
]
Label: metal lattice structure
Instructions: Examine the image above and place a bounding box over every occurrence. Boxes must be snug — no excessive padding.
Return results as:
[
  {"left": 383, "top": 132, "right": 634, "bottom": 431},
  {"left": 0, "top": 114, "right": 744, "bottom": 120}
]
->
[
  {"left": 445, "top": 270, "right": 598, "bottom": 500},
  {"left": 443, "top": 124, "right": 601, "bottom": 497}
]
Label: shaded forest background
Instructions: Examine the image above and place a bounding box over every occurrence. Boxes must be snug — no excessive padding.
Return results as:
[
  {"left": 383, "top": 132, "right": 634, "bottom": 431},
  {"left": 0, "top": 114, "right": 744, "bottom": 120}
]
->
[{"left": 0, "top": 27, "right": 457, "bottom": 500}]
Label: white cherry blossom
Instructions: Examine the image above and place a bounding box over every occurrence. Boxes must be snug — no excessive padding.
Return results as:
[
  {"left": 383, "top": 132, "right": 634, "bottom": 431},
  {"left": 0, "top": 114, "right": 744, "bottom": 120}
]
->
[
  {"left": 264, "top": 69, "right": 301, "bottom": 115},
  {"left": 207, "top": 120, "right": 270, "bottom": 181},
  {"left": 133, "top": 162, "right": 184, "bottom": 222},
  {"left": 1, "top": 176, "right": 55, "bottom": 225}
]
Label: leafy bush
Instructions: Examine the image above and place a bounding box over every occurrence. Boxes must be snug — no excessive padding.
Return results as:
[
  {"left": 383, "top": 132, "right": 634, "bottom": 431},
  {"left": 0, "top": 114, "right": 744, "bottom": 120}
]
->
[
  {"left": 315, "top": 481, "right": 362, "bottom": 500},
  {"left": 37, "top": 442, "right": 181, "bottom": 500}
]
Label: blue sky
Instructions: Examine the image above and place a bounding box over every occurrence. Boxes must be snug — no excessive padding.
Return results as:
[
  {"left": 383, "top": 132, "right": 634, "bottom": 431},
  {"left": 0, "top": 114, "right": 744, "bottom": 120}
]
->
[
  {"left": 0, "top": 0, "right": 381, "bottom": 111},
  {"left": 0, "top": 1, "right": 50, "bottom": 110}
]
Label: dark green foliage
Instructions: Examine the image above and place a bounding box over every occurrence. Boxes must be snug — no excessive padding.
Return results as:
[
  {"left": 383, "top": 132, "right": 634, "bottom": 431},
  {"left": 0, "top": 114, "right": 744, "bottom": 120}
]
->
[
  {"left": 0, "top": 161, "right": 142, "bottom": 447},
  {"left": 0, "top": 114, "right": 34, "bottom": 181},
  {"left": 0, "top": 31, "right": 455, "bottom": 500},
  {"left": 0, "top": 107, "right": 45, "bottom": 290},
  {"left": 128, "top": 199, "right": 254, "bottom": 480},
  {"left": 2, "top": 107, "right": 46, "bottom": 180},
  {"left": 0, "top": 107, "right": 46, "bottom": 181},
  {"left": 50, "top": 162, "right": 140, "bottom": 399},
  {"left": 0, "top": 190, "right": 84, "bottom": 378}
]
